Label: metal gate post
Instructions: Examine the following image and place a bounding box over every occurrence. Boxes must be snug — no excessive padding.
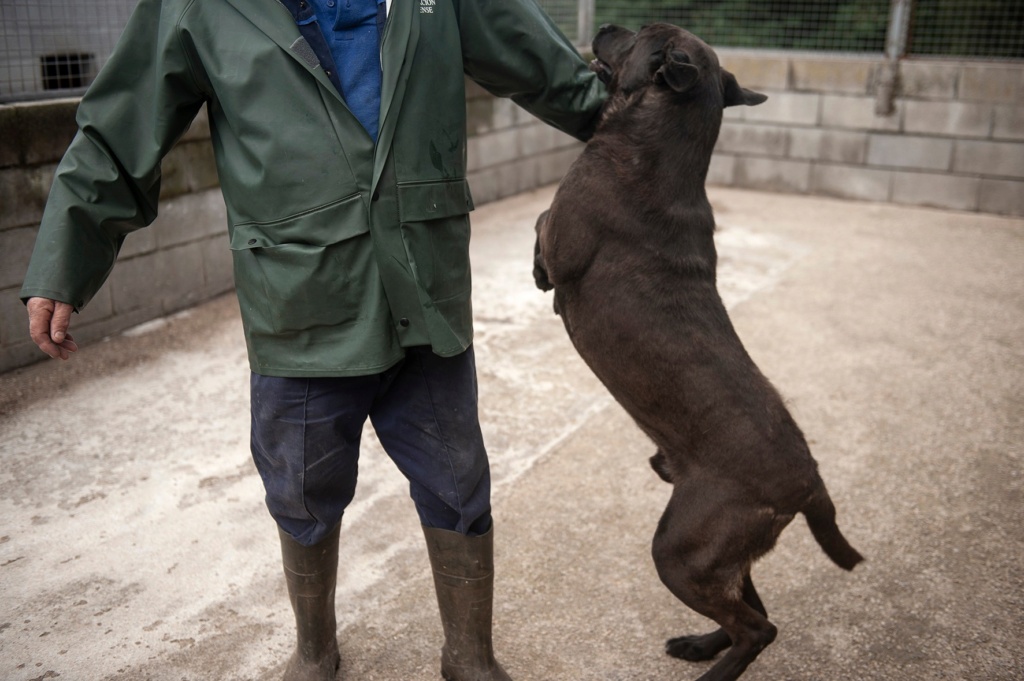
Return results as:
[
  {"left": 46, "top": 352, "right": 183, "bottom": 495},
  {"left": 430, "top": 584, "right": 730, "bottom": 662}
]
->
[
  {"left": 876, "top": 0, "right": 913, "bottom": 115},
  {"left": 577, "top": 0, "right": 596, "bottom": 48}
]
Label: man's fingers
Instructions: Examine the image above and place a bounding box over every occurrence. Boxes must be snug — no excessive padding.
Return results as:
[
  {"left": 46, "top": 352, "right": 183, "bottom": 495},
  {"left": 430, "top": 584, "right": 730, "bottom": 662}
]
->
[
  {"left": 50, "top": 301, "right": 74, "bottom": 343},
  {"left": 27, "top": 297, "right": 76, "bottom": 360}
]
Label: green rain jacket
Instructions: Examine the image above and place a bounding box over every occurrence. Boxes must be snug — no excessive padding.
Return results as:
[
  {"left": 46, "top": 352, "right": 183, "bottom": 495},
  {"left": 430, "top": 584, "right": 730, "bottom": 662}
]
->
[{"left": 20, "top": 0, "right": 605, "bottom": 376}]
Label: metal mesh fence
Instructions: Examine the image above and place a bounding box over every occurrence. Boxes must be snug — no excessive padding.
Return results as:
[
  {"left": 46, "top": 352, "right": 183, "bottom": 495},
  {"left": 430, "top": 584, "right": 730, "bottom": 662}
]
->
[
  {"left": 1, "top": 0, "right": 1022, "bottom": 103},
  {"left": 540, "top": 0, "right": 1024, "bottom": 58},
  {"left": 1, "top": 0, "right": 137, "bottom": 103}
]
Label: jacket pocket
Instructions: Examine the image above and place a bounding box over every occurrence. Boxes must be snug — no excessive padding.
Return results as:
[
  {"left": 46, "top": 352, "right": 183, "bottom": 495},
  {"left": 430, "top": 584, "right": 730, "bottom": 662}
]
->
[
  {"left": 229, "top": 193, "right": 374, "bottom": 334},
  {"left": 397, "top": 180, "right": 475, "bottom": 305}
]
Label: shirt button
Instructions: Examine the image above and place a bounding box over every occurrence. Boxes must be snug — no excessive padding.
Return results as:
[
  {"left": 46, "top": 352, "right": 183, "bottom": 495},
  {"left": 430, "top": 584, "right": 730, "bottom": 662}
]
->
[
  {"left": 325, "top": 69, "right": 333, "bottom": 78},
  {"left": 247, "top": 238, "right": 257, "bottom": 245},
  {"left": 326, "top": 0, "right": 335, "bottom": 5},
  {"left": 399, "top": 318, "right": 410, "bottom": 328}
]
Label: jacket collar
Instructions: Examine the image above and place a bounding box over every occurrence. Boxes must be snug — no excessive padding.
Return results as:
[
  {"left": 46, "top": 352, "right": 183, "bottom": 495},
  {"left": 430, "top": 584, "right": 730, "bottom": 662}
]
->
[{"left": 221, "top": 0, "right": 417, "bottom": 182}]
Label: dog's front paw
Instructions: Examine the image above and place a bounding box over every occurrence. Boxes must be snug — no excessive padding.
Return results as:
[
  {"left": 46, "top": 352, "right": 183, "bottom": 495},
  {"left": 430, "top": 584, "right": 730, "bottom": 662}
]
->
[
  {"left": 533, "top": 261, "right": 554, "bottom": 292},
  {"left": 666, "top": 631, "right": 731, "bottom": 662},
  {"left": 649, "top": 450, "right": 673, "bottom": 483}
]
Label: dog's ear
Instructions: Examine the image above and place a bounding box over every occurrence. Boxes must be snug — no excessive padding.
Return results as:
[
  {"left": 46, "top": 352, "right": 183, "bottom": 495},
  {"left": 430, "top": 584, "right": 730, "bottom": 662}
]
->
[
  {"left": 722, "top": 69, "right": 768, "bottom": 107},
  {"left": 656, "top": 51, "right": 700, "bottom": 93}
]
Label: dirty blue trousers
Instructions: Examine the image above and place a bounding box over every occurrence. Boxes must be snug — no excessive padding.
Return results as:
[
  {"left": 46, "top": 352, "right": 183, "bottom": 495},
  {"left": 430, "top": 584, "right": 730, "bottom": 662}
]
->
[{"left": 250, "top": 346, "right": 493, "bottom": 547}]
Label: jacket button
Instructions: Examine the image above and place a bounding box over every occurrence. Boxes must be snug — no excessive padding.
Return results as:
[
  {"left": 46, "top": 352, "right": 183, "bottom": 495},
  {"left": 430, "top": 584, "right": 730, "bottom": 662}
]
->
[
  {"left": 399, "top": 318, "right": 410, "bottom": 328},
  {"left": 247, "top": 238, "right": 257, "bottom": 245}
]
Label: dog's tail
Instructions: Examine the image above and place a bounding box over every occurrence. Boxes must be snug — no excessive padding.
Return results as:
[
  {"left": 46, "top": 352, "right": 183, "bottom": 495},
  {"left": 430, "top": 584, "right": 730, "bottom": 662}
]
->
[{"left": 802, "top": 488, "right": 864, "bottom": 571}]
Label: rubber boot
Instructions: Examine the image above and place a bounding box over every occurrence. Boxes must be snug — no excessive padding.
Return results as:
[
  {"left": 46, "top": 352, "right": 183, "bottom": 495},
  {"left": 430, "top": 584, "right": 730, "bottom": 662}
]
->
[
  {"left": 423, "top": 525, "right": 513, "bottom": 681},
  {"left": 279, "top": 522, "right": 342, "bottom": 681}
]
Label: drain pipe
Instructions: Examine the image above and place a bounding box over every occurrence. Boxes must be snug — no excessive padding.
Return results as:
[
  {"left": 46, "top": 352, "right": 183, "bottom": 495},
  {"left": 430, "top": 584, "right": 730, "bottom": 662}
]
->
[{"left": 876, "top": 0, "right": 913, "bottom": 116}]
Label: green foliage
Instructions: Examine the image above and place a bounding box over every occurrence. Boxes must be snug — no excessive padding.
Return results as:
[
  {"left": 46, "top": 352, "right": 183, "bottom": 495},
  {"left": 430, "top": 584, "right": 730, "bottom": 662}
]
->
[{"left": 572, "top": 0, "right": 1023, "bottom": 58}]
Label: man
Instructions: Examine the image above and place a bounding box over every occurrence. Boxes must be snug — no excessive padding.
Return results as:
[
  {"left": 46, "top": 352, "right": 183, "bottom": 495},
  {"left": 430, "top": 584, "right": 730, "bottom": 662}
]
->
[{"left": 21, "top": 0, "right": 605, "bottom": 679}]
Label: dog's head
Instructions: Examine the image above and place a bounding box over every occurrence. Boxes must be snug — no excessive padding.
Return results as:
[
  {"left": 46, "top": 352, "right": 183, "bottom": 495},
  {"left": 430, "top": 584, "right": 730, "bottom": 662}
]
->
[{"left": 590, "top": 23, "right": 766, "bottom": 110}]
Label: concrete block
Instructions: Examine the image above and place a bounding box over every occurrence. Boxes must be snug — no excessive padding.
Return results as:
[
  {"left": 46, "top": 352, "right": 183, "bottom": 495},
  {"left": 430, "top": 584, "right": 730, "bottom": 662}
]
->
[
  {"left": 118, "top": 223, "right": 159, "bottom": 259},
  {"left": 0, "top": 341, "right": 45, "bottom": 374},
  {"left": 0, "top": 166, "right": 51, "bottom": 230},
  {"left": 821, "top": 95, "right": 901, "bottom": 131},
  {"left": 993, "top": 105, "right": 1024, "bottom": 141},
  {"left": 519, "top": 122, "right": 555, "bottom": 157},
  {"left": 179, "top": 104, "right": 211, "bottom": 143},
  {"left": 866, "top": 134, "right": 953, "bottom": 171},
  {"left": 718, "top": 51, "right": 789, "bottom": 90},
  {"left": 74, "top": 285, "right": 114, "bottom": 328},
  {"left": 469, "top": 128, "right": 520, "bottom": 170},
  {"left": 152, "top": 188, "right": 229, "bottom": 249},
  {"left": 200, "top": 235, "right": 235, "bottom": 298},
  {"left": 466, "top": 97, "right": 495, "bottom": 136},
  {"left": 467, "top": 167, "right": 501, "bottom": 206},
  {"left": 0, "top": 226, "right": 37, "bottom": 290},
  {"left": 183, "top": 140, "right": 220, "bottom": 192},
  {"left": 715, "top": 123, "right": 788, "bottom": 156},
  {"left": 903, "top": 101, "right": 992, "bottom": 138},
  {"left": 788, "top": 128, "right": 867, "bottom": 164},
  {"left": 108, "top": 242, "right": 206, "bottom": 314},
  {"left": 954, "top": 140, "right": 1024, "bottom": 179},
  {"left": 810, "top": 164, "right": 892, "bottom": 202},
  {"left": 898, "top": 62, "right": 959, "bottom": 100},
  {"left": 508, "top": 103, "right": 528, "bottom": 127},
  {"left": 960, "top": 65, "right": 1024, "bottom": 103},
  {"left": 791, "top": 57, "right": 876, "bottom": 95},
  {"left": 0, "top": 287, "right": 26, "bottom": 346},
  {"left": 743, "top": 92, "right": 820, "bottom": 126},
  {"left": 734, "top": 157, "right": 811, "bottom": 193},
  {"left": 464, "top": 77, "right": 489, "bottom": 100},
  {"left": 491, "top": 98, "right": 518, "bottom": 131},
  {"left": 159, "top": 145, "right": 191, "bottom": 200},
  {"left": 15, "top": 98, "right": 79, "bottom": 165},
  {"left": 891, "top": 171, "right": 979, "bottom": 212},
  {"left": 979, "top": 179, "right": 1024, "bottom": 217},
  {"left": 706, "top": 153, "right": 736, "bottom": 186},
  {"left": 512, "top": 157, "right": 541, "bottom": 194},
  {"left": 0, "top": 106, "right": 19, "bottom": 167}
]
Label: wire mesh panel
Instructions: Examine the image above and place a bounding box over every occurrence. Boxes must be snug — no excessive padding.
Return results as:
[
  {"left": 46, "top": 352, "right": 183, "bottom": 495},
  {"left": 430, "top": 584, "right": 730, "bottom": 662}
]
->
[
  {"left": 586, "top": 0, "right": 893, "bottom": 52},
  {"left": 0, "top": 0, "right": 138, "bottom": 103},
  {"left": 559, "top": 0, "right": 1023, "bottom": 58},
  {"left": 908, "top": 0, "right": 1024, "bottom": 59}
]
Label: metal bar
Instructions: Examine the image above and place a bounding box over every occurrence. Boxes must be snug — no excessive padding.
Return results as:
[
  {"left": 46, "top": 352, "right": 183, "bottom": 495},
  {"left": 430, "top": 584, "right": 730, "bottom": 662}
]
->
[
  {"left": 577, "top": 0, "right": 595, "bottom": 49},
  {"left": 876, "top": 0, "right": 914, "bottom": 115}
]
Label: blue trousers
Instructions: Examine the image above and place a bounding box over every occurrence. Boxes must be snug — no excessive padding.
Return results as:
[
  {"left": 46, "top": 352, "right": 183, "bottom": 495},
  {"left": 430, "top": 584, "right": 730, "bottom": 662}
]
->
[{"left": 250, "top": 346, "right": 493, "bottom": 546}]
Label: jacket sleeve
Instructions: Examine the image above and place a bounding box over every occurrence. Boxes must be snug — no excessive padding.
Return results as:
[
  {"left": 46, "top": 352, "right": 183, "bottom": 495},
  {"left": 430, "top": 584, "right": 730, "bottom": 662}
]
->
[
  {"left": 20, "top": 0, "right": 208, "bottom": 310},
  {"left": 453, "top": 0, "right": 606, "bottom": 142}
]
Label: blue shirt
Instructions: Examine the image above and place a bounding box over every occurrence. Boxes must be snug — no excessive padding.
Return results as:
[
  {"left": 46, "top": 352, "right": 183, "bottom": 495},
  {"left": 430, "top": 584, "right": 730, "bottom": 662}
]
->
[{"left": 283, "top": 0, "right": 386, "bottom": 142}]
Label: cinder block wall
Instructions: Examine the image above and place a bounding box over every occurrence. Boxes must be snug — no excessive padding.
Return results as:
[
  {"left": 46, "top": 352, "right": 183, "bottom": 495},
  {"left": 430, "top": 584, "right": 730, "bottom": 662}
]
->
[
  {"left": 713, "top": 51, "right": 1024, "bottom": 215},
  {"left": 3, "top": 55, "right": 1022, "bottom": 373},
  {"left": 0, "top": 82, "right": 583, "bottom": 374}
]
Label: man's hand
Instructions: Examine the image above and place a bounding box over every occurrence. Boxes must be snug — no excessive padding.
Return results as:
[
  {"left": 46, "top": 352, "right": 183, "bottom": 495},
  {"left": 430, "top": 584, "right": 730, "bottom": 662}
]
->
[{"left": 27, "top": 297, "right": 79, "bottom": 360}]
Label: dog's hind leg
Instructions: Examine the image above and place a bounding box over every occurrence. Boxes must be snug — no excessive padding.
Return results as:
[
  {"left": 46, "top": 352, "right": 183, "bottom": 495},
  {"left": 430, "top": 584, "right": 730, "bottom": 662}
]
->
[
  {"left": 652, "top": 485, "right": 778, "bottom": 681},
  {"left": 664, "top": 574, "right": 766, "bottom": 662}
]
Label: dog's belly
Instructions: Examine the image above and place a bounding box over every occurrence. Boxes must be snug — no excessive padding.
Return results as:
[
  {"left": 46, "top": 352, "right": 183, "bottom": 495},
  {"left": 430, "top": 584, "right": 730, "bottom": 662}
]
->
[{"left": 556, "top": 279, "right": 820, "bottom": 498}]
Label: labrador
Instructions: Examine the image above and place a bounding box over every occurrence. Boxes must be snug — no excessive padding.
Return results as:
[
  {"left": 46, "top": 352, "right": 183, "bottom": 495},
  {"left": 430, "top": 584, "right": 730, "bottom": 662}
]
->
[{"left": 533, "top": 23, "right": 863, "bottom": 681}]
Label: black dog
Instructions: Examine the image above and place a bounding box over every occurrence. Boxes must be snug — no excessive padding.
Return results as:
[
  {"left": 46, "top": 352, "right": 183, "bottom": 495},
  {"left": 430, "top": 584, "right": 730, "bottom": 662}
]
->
[{"left": 534, "top": 24, "right": 863, "bottom": 681}]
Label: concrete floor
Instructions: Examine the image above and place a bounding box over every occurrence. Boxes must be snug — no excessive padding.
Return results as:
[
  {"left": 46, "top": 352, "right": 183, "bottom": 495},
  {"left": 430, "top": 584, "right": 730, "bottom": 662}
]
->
[{"left": 1, "top": 185, "right": 1022, "bottom": 681}]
